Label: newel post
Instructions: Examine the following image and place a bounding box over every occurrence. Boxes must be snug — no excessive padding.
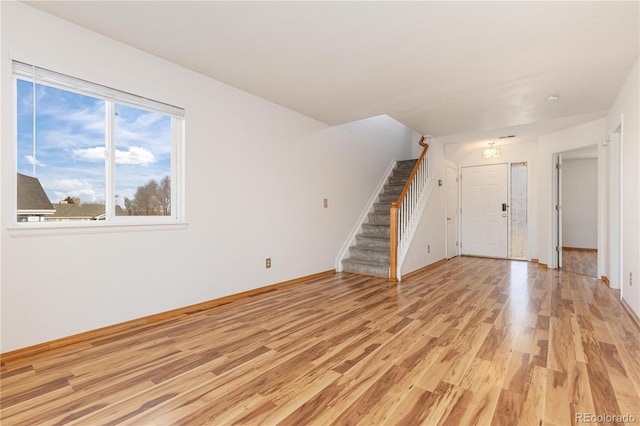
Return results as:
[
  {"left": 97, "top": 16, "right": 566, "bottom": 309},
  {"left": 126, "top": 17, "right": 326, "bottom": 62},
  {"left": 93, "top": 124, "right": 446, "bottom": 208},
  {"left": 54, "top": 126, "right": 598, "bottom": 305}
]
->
[{"left": 389, "top": 202, "right": 399, "bottom": 282}]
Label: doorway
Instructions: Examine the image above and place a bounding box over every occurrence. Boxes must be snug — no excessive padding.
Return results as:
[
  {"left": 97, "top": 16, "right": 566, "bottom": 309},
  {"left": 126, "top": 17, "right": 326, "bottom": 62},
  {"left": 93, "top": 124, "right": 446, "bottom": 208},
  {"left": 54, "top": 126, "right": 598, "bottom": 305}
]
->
[{"left": 555, "top": 146, "right": 599, "bottom": 277}]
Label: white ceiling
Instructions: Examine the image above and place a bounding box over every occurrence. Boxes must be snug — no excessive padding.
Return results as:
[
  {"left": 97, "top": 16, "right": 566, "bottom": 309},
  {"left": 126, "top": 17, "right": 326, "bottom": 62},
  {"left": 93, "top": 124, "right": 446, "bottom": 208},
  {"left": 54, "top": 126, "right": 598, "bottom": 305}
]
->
[{"left": 24, "top": 1, "right": 639, "bottom": 145}]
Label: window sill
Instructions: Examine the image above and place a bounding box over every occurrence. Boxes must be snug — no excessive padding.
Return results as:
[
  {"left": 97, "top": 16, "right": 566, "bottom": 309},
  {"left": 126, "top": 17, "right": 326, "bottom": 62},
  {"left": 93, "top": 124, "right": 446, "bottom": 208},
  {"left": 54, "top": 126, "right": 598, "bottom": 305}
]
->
[{"left": 7, "top": 221, "right": 188, "bottom": 238}]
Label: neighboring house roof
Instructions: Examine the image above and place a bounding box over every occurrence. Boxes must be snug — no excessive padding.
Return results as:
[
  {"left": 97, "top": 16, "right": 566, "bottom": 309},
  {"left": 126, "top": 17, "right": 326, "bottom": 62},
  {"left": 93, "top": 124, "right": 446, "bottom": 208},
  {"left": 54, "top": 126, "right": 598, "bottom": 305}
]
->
[
  {"left": 51, "top": 203, "right": 126, "bottom": 220},
  {"left": 52, "top": 203, "right": 106, "bottom": 220},
  {"left": 17, "top": 173, "right": 55, "bottom": 214}
]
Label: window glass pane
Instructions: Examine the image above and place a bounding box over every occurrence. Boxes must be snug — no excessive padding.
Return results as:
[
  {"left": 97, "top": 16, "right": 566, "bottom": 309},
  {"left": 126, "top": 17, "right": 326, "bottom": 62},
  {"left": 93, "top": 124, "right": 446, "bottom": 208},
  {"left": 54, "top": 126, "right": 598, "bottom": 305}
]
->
[
  {"left": 16, "top": 79, "right": 106, "bottom": 222},
  {"left": 114, "top": 104, "right": 172, "bottom": 216},
  {"left": 16, "top": 80, "right": 34, "bottom": 175},
  {"left": 510, "top": 162, "right": 528, "bottom": 259}
]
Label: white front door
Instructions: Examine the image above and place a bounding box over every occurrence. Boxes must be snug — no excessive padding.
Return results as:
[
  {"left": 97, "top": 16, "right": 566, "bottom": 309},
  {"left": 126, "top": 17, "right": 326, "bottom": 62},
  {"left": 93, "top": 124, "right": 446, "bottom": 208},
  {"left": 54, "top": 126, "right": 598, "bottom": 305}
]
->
[
  {"left": 461, "top": 164, "right": 509, "bottom": 258},
  {"left": 446, "top": 165, "right": 458, "bottom": 259}
]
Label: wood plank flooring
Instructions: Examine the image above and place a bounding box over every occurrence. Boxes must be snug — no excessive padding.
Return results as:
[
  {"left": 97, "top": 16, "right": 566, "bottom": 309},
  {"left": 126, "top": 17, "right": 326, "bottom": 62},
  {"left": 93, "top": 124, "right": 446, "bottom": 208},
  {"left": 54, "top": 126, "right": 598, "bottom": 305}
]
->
[
  {"left": 2, "top": 257, "right": 639, "bottom": 425},
  {"left": 562, "top": 248, "right": 598, "bottom": 278}
]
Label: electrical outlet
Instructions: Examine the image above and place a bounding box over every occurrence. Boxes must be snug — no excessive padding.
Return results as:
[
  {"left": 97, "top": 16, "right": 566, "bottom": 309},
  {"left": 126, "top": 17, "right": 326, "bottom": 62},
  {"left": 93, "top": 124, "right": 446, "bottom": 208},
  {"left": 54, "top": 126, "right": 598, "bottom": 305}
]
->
[
  {"left": 266, "top": 258, "right": 271, "bottom": 269},
  {"left": 630, "top": 272, "right": 633, "bottom": 286},
  {"left": 323, "top": 198, "right": 328, "bottom": 208},
  {"left": 427, "top": 244, "right": 431, "bottom": 254}
]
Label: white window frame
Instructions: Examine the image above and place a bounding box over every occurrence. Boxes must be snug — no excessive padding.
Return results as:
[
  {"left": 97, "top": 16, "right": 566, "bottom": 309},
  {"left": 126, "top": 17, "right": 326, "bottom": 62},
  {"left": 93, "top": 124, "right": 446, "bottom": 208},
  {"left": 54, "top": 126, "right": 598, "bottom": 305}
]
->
[{"left": 10, "top": 61, "right": 186, "bottom": 236}]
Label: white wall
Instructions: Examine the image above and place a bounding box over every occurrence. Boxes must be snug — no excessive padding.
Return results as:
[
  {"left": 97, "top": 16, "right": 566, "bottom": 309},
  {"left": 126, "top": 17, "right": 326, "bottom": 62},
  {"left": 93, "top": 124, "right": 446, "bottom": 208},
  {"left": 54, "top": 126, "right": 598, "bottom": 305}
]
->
[
  {"left": 562, "top": 159, "right": 598, "bottom": 249},
  {"left": 0, "top": 3, "right": 414, "bottom": 352},
  {"left": 0, "top": 3, "right": 3, "bottom": 343},
  {"left": 607, "top": 57, "right": 640, "bottom": 316}
]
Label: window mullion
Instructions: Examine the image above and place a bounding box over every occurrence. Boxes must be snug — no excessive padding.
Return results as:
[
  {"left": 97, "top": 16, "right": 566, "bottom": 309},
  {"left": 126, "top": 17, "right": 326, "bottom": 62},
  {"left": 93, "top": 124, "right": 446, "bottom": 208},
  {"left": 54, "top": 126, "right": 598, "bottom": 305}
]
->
[{"left": 105, "top": 101, "right": 116, "bottom": 219}]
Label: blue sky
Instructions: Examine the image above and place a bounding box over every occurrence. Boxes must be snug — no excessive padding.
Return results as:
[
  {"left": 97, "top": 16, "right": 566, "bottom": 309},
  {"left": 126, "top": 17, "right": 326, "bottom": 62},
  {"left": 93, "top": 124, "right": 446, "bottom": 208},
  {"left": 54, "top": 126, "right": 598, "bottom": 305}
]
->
[{"left": 17, "top": 79, "right": 172, "bottom": 207}]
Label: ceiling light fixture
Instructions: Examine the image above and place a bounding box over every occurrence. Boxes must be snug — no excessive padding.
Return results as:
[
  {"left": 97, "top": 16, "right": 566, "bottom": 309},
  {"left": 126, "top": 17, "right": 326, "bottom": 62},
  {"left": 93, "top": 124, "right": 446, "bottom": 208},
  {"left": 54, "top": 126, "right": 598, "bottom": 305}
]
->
[
  {"left": 483, "top": 142, "right": 502, "bottom": 158},
  {"left": 546, "top": 94, "right": 560, "bottom": 102}
]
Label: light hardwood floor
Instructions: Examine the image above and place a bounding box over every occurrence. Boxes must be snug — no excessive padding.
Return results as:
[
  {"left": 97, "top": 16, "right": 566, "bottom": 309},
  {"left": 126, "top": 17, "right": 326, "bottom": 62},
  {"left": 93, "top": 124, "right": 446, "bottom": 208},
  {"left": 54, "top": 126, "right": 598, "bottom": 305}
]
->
[
  {"left": 562, "top": 248, "right": 598, "bottom": 278},
  {"left": 2, "top": 257, "right": 639, "bottom": 425}
]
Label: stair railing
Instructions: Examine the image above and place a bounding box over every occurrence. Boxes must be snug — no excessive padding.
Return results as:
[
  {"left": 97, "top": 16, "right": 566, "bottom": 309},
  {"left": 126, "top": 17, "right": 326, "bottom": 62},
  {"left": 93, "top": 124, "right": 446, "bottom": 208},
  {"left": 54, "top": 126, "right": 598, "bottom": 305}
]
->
[{"left": 390, "top": 136, "right": 431, "bottom": 281}]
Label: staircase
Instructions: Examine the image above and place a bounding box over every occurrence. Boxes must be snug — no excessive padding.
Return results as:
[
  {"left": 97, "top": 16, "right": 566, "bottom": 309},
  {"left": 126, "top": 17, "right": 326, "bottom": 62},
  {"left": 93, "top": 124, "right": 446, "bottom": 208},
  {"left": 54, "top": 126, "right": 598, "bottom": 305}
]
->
[{"left": 342, "top": 159, "right": 418, "bottom": 277}]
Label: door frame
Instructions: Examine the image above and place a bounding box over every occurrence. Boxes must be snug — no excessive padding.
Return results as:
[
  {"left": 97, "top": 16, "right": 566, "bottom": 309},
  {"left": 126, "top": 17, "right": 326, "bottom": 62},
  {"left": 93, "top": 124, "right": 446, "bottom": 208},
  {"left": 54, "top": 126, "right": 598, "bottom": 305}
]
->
[
  {"left": 609, "top": 121, "right": 623, "bottom": 289},
  {"left": 445, "top": 161, "right": 459, "bottom": 259},
  {"left": 550, "top": 142, "right": 610, "bottom": 281},
  {"left": 554, "top": 154, "right": 563, "bottom": 268}
]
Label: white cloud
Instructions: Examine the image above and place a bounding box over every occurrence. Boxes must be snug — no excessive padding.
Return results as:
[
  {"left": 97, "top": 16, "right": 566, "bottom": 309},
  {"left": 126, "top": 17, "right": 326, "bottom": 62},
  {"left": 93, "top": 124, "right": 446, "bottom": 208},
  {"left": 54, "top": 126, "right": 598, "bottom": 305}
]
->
[
  {"left": 115, "top": 146, "right": 155, "bottom": 165},
  {"left": 53, "top": 178, "right": 91, "bottom": 189},
  {"left": 52, "top": 179, "right": 99, "bottom": 203},
  {"left": 114, "top": 110, "right": 171, "bottom": 154},
  {"left": 42, "top": 129, "right": 103, "bottom": 149},
  {"left": 71, "top": 146, "right": 155, "bottom": 166},
  {"left": 72, "top": 146, "right": 105, "bottom": 161},
  {"left": 53, "top": 189, "right": 98, "bottom": 203},
  {"left": 25, "top": 155, "right": 45, "bottom": 167}
]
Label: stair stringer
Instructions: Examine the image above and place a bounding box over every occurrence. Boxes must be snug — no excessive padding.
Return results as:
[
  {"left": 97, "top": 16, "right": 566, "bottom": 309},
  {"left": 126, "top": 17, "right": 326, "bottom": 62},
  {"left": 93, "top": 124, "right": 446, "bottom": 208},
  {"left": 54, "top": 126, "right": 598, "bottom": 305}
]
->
[{"left": 335, "top": 158, "right": 398, "bottom": 272}]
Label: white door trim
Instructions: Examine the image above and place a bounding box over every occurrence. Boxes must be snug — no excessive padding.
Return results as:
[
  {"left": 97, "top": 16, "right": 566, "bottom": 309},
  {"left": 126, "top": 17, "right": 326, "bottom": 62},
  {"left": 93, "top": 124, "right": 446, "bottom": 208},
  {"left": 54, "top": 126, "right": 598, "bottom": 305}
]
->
[{"left": 446, "top": 162, "right": 459, "bottom": 259}]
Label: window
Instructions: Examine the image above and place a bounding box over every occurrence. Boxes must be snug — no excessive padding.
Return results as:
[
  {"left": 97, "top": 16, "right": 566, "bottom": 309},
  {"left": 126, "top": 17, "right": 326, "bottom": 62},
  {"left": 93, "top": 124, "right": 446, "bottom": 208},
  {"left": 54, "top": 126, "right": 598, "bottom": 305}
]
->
[
  {"left": 14, "top": 61, "right": 184, "bottom": 225},
  {"left": 510, "top": 162, "right": 528, "bottom": 259}
]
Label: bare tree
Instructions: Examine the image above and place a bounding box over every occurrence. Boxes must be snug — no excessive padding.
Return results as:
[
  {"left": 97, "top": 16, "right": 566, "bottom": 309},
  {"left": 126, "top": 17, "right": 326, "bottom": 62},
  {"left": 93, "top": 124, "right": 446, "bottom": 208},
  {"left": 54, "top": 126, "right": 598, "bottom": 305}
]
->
[
  {"left": 126, "top": 176, "right": 171, "bottom": 215},
  {"left": 122, "top": 196, "right": 140, "bottom": 216},
  {"left": 158, "top": 175, "right": 171, "bottom": 215}
]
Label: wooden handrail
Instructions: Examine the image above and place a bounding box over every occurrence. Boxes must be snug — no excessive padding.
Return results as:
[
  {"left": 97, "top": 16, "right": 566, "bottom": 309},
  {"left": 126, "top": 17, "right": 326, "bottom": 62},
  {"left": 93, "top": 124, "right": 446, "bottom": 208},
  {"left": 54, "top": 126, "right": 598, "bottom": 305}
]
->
[
  {"left": 395, "top": 136, "right": 430, "bottom": 206},
  {"left": 389, "top": 136, "right": 430, "bottom": 281}
]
